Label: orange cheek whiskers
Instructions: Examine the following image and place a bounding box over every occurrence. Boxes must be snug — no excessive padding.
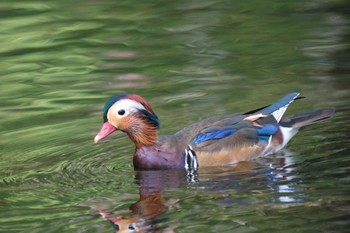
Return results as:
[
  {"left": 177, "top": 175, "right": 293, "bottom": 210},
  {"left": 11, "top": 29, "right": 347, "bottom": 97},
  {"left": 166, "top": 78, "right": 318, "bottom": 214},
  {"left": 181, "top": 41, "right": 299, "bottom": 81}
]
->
[{"left": 126, "top": 117, "right": 159, "bottom": 148}]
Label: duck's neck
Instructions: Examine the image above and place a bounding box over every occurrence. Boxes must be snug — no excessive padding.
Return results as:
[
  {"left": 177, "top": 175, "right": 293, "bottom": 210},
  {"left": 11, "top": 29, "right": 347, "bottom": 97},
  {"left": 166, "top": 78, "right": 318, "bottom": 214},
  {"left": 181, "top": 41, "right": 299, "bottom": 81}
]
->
[{"left": 126, "top": 119, "right": 159, "bottom": 149}]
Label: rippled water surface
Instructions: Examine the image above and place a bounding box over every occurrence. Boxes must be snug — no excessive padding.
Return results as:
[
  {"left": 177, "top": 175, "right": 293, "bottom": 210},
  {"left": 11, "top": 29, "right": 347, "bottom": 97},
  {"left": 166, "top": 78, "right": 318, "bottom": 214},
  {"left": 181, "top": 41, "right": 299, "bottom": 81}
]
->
[{"left": 1, "top": 0, "right": 350, "bottom": 232}]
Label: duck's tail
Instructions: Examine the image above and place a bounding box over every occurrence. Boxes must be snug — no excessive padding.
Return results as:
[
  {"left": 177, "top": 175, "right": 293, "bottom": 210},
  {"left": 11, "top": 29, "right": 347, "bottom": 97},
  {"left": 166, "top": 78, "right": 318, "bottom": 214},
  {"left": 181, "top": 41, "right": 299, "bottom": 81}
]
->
[
  {"left": 273, "top": 108, "right": 335, "bottom": 152},
  {"left": 280, "top": 108, "right": 335, "bottom": 129}
]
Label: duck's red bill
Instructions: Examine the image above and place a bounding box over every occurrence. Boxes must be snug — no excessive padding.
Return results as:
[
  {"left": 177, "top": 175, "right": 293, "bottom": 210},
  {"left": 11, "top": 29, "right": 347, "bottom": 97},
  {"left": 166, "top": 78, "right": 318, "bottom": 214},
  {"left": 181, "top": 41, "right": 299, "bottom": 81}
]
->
[{"left": 94, "top": 122, "right": 117, "bottom": 143}]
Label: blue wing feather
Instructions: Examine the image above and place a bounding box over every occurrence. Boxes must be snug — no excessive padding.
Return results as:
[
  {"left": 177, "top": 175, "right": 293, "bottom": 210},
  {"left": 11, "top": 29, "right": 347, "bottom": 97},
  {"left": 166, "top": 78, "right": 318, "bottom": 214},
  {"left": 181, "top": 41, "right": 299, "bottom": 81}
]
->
[
  {"left": 193, "top": 128, "right": 238, "bottom": 144},
  {"left": 256, "top": 124, "right": 279, "bottom": 142},
  {"left": 193, "top": 124, "right": 279, "bottom": 144}
]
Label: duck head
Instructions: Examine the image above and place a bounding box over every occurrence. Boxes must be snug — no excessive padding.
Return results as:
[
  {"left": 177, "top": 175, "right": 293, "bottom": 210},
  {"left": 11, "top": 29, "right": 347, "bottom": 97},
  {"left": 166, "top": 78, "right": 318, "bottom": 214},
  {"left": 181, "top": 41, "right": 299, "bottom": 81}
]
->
[{"left": 94, "top": 94, "right": 160, "bottom": 148}]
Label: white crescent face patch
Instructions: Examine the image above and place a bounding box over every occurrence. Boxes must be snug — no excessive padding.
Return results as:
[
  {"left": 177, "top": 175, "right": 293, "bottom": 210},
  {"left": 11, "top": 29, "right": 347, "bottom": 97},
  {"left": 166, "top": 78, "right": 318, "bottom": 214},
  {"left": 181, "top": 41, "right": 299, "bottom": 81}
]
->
[{"left": 107, "top": 99, "right": 146, "bottom": 128}]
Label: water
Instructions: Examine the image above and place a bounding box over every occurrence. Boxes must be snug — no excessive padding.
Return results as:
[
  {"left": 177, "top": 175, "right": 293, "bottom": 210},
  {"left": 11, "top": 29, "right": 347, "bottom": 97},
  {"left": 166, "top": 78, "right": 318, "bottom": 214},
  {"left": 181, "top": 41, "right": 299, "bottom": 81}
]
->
[{"left": 1, "top": 0, "right": 349, "bottom": 232}]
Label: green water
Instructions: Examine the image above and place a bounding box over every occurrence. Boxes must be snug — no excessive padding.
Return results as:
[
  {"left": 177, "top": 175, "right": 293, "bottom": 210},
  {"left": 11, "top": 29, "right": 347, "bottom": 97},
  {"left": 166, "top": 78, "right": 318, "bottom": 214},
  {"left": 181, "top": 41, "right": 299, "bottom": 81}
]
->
[{"left": 1, "top": 0, "right": 349, "bottom": 232}]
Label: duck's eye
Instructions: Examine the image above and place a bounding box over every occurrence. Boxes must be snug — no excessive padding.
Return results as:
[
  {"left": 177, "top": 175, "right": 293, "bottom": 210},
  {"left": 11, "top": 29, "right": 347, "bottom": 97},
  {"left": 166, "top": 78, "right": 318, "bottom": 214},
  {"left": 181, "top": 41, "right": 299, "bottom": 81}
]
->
[
  {"left": 118, "top": 109, "right": 126, "bottom": 116},
  {"left": 128, "top": 224, "right": 136, "bottom": 231}
]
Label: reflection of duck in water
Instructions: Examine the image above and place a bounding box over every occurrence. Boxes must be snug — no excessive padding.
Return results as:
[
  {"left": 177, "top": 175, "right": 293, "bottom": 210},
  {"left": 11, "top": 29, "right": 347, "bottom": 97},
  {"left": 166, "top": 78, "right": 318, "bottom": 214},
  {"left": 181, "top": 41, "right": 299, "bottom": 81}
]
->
[
  {"left": 99, "top": 170, "right": 187, "bottom": 233},
  {"left": 95, "top": 92, "right": 334, "bottom": 170},
  {"left": 99, "top": 192, "right": 164, "bottom": 233}
]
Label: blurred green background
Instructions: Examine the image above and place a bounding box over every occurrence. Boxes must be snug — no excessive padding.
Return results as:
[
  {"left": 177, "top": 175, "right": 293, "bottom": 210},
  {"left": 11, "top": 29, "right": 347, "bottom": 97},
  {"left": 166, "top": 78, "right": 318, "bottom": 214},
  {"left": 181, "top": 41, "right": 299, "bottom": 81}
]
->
[{"left": 1, "top": 0, "right": 349, "bottom": 232}]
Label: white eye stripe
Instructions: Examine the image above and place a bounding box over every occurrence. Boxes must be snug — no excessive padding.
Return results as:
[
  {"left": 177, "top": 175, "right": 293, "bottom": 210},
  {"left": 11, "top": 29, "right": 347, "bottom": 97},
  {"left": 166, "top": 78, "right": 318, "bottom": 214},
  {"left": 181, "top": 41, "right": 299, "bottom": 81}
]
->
[{"left": 111, "top": 99, "right": 146, "bottom": 117}]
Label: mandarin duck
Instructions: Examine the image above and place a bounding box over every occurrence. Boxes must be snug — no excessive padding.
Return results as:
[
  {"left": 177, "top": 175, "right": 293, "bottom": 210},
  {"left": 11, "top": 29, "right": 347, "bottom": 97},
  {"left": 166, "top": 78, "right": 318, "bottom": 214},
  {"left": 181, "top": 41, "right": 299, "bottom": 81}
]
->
[{"left": 94, "top": 93, "right": 334, "bottom": 171}]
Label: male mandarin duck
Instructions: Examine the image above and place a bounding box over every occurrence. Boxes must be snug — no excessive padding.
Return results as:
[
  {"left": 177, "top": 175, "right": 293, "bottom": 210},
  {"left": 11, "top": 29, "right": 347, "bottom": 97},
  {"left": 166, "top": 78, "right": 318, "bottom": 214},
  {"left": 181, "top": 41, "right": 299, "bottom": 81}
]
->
[{"left": 94, "top": 92, "right": 334, "bottom": 171}]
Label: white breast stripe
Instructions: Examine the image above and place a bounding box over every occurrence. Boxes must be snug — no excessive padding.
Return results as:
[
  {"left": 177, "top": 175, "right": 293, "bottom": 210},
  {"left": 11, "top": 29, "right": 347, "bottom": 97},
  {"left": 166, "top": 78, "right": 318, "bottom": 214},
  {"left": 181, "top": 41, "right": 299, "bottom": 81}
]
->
[
  {"left": 184, "top": 145, "right": 198, "bottom": 182},
  {"left": 184, "top": 145, "right": 198, "bottom": 171}
]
